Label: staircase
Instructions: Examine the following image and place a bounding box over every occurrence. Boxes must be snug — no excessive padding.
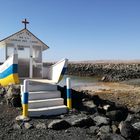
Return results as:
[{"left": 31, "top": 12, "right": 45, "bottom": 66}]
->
[{"left": 26, "top": 81, "right": 67, "bottom": 117}]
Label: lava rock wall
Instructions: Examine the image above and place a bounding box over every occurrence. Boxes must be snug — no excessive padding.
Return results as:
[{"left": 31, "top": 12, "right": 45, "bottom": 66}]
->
[{"left": 67, "top": 63, "right": 140, "bottom": 82}]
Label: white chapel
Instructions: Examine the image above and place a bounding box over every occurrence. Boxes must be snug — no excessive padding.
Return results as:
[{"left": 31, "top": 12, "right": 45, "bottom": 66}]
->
[{"left": 0, "top": 19, "right": 49, "bottom": 78}]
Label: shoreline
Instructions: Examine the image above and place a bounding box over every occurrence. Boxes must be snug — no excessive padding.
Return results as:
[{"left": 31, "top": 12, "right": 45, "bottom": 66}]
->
[{"left": 71, "top": 78, "right": 140, "bottom": 110}]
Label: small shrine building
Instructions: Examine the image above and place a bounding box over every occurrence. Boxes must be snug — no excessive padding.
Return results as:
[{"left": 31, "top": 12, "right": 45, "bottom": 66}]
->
[{"left": 0, "top": 19, "right": 49, "bottom": 78}]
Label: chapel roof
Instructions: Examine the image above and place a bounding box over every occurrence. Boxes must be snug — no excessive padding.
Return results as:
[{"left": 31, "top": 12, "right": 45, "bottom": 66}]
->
[{"left": 0, "top": 28, "right": 49, "bottom": 51}]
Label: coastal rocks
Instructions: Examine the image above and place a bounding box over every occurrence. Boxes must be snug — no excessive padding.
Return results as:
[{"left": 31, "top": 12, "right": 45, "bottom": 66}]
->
[
  {"left": 89, "top": 126, "right": 99, "bottom": 135},
  {"left": 132, "top": 122, "right": 140, "bottom": 131},
  {"left": 0, "top": 87, "right": 5, "bottom": 97},
  {"left": 82, "top": 100, "right": 97, "bottom": 113},
  {"left": 65, "top": 114, "right": 94, "bottom": 127},
  {"left": 92, "top": 116, "right": 110, "bottom": 126},
  {"left": 99, "top": 125, "right": 112, "bottom": 134},
  {"left": 67, "top": 63, "right": 140, "bottom": 82},
  {"left": 119, "top": 121, "right": 136, "bottom": 139},
  {"left": 48, "top": 119, "right": 71, "bottom": 130},
  {"left": 4, "top": 84, "right": 21, "bottom": 107},
  {"left": 106, "top": 110, "right": 126, "bottom": 122},
  {"left": 100, "top": 134, "right": 126, "bottom": 140}
]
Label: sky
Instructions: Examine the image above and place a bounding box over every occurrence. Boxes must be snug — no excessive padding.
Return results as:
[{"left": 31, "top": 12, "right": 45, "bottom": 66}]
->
[{"left": 0, "top": 0, "right": 140, "bottom": 61}]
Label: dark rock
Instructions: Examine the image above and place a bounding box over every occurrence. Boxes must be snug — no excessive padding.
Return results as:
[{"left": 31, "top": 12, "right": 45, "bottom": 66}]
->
[
  {"left": 119, "top": 121, "right": 135, "bottom": 138},
  {"left": 99, "top": 125, "right": 112, "bottom": 134},
  {"left": 36, "top": 123, "right": 47, "bottom": 129},
  {"left": 92, "top": 115, "right": 110, "bottom": 126},
  {"left": 100, "top": 133, "right": 126, "bottom": 140},
  {"left": 82, "top": 100, "right": 97, "bottom": 113},
  {"left": 125, "top": 114, "right": 135, "bottom": 122},
  {"left": 0, "top": 88, "right": 5, "bottom": 96},
  {"left": 11, "top": 97, "right": 21, "bottom": 107},
  {"left": 92, "top": 95, "right": 102, "bottom": 107},
  {"left": 48, "top": 119, "right": 71, "bottom": 130},
  {"left": 89, "top": 126, "right": 99, "bottom": 135},
  {"left": 132, "top": 122, "right": 140, "bottom": 131},
  {"left": 106, "top": 110, "right": 127, "bottom": 122},
  {"left": 66, "top": 114, "right": 94, "bottom": 127},
  {"left": 125, "top": 113, "right": 140, "bottom": 124},
  {"left": 4, "top": 85, "right": 21, "bottom": 107},
  {"left": 115, "top": 104, "right": 128, "bottom": 112}
]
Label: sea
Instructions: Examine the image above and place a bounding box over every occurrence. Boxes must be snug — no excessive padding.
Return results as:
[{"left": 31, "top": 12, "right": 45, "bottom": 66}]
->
[{"left": 58, "top": 75, "right": 99, "bottom": 88}]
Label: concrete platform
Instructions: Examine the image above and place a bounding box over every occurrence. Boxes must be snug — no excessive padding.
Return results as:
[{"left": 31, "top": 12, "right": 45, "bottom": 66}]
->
[
  {"left": 29, "top": 91, "right": 61, "bottom": 100},
  {"left": 28, "top": 105, "right": 68, "bottom": 117},
  {"left": 29, "top": 98, "right": 64, "bottom": 109}
]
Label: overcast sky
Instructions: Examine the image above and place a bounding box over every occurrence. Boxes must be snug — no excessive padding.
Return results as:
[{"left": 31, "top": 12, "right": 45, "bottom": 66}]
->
[{"left": 0, "top": 0, "right": 140, "bottom": 61}]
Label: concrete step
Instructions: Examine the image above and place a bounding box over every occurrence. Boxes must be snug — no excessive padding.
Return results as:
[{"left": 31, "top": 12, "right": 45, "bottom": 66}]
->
[
  {"left": 29, "top": 98, "right": 64, "bottom": 109},
  {"left": 29, "top": 91, "right": 61, "bottom": 100},
  {"left": 28, "top": 105, "right": 68, "bottom": 117},
  {"left": 28, "top": 84, "right": 57, "bottom": 91}
]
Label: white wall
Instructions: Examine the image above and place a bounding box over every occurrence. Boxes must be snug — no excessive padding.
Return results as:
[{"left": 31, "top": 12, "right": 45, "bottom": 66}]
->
[{"left": 0, "top": 46, "right": 6, "bottom": 62}]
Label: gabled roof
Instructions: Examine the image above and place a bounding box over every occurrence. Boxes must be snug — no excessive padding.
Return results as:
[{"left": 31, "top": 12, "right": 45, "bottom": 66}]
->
[{"left": 0, "top": 28, "right": 49, "bottom": 50}]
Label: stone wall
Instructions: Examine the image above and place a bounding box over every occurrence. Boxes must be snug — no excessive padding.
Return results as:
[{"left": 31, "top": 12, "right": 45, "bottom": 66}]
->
[{"left": 67, "top": 63, "right": 140, "bottom": 82}]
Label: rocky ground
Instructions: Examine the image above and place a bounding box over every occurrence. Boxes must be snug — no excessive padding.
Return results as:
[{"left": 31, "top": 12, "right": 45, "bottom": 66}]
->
[{"left": 1, "top": 81, "right": 140, "bottom": 140}]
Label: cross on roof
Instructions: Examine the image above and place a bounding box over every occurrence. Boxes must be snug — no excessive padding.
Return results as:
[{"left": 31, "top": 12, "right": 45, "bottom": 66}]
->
[{"left": 22, "top": 18, "right": 29, "bottom": 29}]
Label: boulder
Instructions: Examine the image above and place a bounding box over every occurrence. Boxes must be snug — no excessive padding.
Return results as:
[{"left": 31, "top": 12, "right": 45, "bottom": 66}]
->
[
  {"left": 125, "top": 114, "right": 135, "bottom": 122},
  {"left": 132, "top": 122, "right": 140, "bottom": 131},
  {"left": 0, "top": 87, "right": 5, "bottom": 97},
  {"left": 92, "top": 115, "right": 110, "bottom": 126},
  {"left": 125, "top": 113, "right": 140, "bottom": 124},
  {"left": 48, "top": 119, "right": 71, "bottom": 130},
  {"left": 4, "top": 84, "right": 21, "bottom": 107},
  {"left": 119, "top": 121, "right": 135, "bottom": 138},
  {"left": 100, "top": 133, "right": 126, "bottom": 140},
  {"left": 99, "top": 125, "right": 112, "bottom": 134},
  {"left": 106, "top": 110, "right": 127, "bottom": 122},
  {"left": 82, "top": 100, "right": 97, "bottom": 113},
  {"left": 89, "top": 126, "right": 99, "bottom": 135},
  {"left": 66, "top": 114, "right": 94, "bottom": 127}
]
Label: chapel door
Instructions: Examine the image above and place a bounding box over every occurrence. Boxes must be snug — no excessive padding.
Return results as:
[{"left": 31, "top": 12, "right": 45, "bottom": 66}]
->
[
  {"left": 32, "top": 46, "right": 43, "bottom": 78},
  {"left": 17, "top": 46, "right": 30, "bottom": 77}
]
